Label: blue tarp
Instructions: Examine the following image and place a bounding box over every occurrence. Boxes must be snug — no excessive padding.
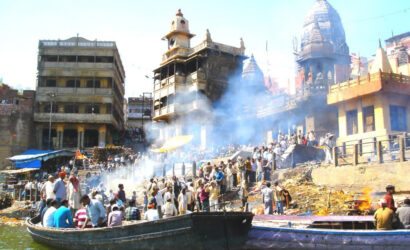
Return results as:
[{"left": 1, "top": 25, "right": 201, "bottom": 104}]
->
[
  {"left": 8, "top": 149, "right": 75, "bottom": 169},
  {"left": 16, "top": 160, "right": 41, "bottom": 169}
]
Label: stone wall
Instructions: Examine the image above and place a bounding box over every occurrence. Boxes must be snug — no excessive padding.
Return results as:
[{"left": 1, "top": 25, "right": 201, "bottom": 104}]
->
[
  {"left": 311, "top": 162, "right": 410, "bottom": 192},
  {"left": 0, "top": 85, "right": 35, "bottom": 169}
]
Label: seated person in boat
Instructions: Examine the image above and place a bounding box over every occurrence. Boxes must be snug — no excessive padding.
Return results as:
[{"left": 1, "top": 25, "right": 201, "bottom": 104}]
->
[
  {"left": 374, "top": 199, "right": 394, "bottom": 230},
  {"left": 125, "top": 200, "right": 141, "bottom": 221},
  {"left": 81, "top": 195, "right": 107, "bottom": 228},
  {"left": 163, "top": 197, "right": 178, "bottom": 218},
  {"left": 43, "top": 199, "right": 59, "bottom": 227},
  {"left": 396, "top": 198, "right": 410, "bottom": 229},
  {"left": 73, "top": 207, "right": 93, "bottom": 228},
  {"left": 54, "top": 199, "right": 73, "bottom": 228},
  {"left": 40, "top": 198, "right": 54, "bottom": 226},
  {"left": 144, "top": 198, "right": 159, "bottom": 221},
  {"left": 108, "top": 205, "right": 123, "bottom": 227}
]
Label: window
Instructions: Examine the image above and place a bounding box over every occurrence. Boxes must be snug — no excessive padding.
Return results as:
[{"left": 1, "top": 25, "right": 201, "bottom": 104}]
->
[
  {"left": 86, "top": 80, "right": 99, "bottom": 88},
  {"left": 96, "top": 56, "right": 113, "bottom": 63},
  {"left": 180, "top": 20, "right": 185, "bottom": 24},
  {"left": 43, "top": 104, "right": 58, "bottom": 113},
  {"left": 60, "top": 56, "right": 76, "bottom": 62},
  {"left": 43, "top": 56, "right": 57, "bottom": 62},
  {"left": 86, "top": 80, "right": 93, "bottom": 88},
  {"left": 46, "top": 79, "right": 56, "bottom": 87},
  {"left": 85, "top": 105, "right": 100, "bottom": 114},
  {"left": 390, "top": 105, "right": 407, "bottom": 131},
  {"left": 346, "top": 109, "right": 358, "bottom": 135},
  {"left": 66, "top": 79, "right": 80, "bottom": 88},
  {"left": 106, "top": 104, "right": 112, "bottom": 113},
  {"left": 78, "top": 56, "right": 94, "bottom": 62},
  {"left": 64, "top": 104, "right": 79, "bottom": 113},
  {"left": 363, "top": 106, "right": 375, "bottom": 132}
]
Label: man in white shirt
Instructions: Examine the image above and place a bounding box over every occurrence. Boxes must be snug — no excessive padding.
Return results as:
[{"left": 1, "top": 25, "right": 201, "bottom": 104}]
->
[
  {"left": 41, "top": 175, "right": 56, "bottom": 200},
  {"left": 261, "top": 182, "right": 274, "bottom": 215},
  {"left": 43, "top": 200, "right": 59, "bottom": 227},
  {"left": 152, "top": 186, "right": 167, "bottom": 219}
]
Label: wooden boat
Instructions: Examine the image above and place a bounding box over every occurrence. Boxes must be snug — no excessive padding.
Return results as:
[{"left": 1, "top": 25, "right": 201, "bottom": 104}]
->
[
  {"left": 26, "top": 212, "right": 253, "bottom": 250},
  {"left": 246, "top": 215, "right": 410, "bottom": 250}
]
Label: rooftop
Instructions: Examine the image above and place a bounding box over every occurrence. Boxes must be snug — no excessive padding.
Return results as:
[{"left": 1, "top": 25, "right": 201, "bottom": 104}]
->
[
  {"left": 327, "top": 71, "right": 410, "bottom": 105},
  {"left": 39, "top": 37, "right": 117, "bottom": 48}
]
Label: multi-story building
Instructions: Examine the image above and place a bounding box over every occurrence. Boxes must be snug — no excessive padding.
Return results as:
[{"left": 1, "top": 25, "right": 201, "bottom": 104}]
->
[
  {"left": 384, "top": 32, "right": 410, "bottom": 76},
  {"left": 127, "top": 93, "right": 153, "bottom": 140},
  {"left": 328, "top": 43, "right": 410, "bottom": 153},
  {"left": 152, "top": 9, "right": 246, "bottom": 147},
  {"left": 34, "top": 37, "right": 125, "bottom": 149},
  {"left": 0, "top": 81, "right": 36, "bottom": 169}
]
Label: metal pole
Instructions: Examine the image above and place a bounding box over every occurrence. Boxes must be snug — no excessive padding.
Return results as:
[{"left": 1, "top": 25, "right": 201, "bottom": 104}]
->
[{"left": 48, "top": 98, "right": 53, "bottom": 149}]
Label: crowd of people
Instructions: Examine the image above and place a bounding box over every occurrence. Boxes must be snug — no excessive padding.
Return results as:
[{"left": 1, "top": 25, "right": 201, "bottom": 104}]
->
[
  {"left": 27, "top": 132, "right": 408, "bottom": 231},
  {"left": 38, "top": 169, "right": 142, "bottom": 229}
]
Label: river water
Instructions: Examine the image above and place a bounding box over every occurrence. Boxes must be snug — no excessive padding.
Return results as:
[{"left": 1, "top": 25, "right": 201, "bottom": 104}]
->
[{"left": 0, "top": 225, "right": 51, "bottom": 250}]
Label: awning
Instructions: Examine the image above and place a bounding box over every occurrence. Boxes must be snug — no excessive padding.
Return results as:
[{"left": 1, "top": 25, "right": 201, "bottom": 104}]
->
[
  {"left": 151, "top": 135, "right": 193, "bottom": 153},
  {"left": 0, "top": 168, "right": 40, "bottom": 175},
  {"left": 8, "top": 149, "right": 75, "bottom": 168}
]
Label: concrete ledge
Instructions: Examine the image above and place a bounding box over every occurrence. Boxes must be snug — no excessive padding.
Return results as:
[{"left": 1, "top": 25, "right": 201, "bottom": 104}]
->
[{"left": 311, "top": 161, "right": 410, "bottom": 192}]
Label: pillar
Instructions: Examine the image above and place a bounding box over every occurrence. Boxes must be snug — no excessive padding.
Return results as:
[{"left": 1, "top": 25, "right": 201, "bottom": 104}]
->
[
  {"left": 36, "top": 126, "right": 43, "bottom": 149},
  {"left": 357, "top": 101, "right": 364, "bottom": 134},
  {"left": 200, "top": 125, "right": 207, "bottom": 150},
  {"left": 377, "top": 141, "right": 383, "bottom": 164},
  {"left": 56, "top": 125, "right": 64, "bottom": 149},
  {"left": 77, "top": 126, "right": 84, "bottom": 149},
  {"left": 98, "top": 125, "right": 106, "bottom": 147},
  {"left": 353, "top": 144, "right": 358, "bottom": 166}
]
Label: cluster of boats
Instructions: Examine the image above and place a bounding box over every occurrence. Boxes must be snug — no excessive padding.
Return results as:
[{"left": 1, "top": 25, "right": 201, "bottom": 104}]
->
[{"left": 26, "top": 212, "right": 409, "bottom": 249}]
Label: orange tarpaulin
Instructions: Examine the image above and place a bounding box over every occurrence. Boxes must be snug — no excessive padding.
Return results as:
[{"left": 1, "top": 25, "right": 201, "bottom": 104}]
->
[{"left": 75, "top": 149, "right": 87, "bottom": 160}]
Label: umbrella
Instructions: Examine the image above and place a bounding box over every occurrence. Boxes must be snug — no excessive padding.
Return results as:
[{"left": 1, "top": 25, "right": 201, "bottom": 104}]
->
[{"left": 151, "top": 135, "right": 193, "bottom": 153}]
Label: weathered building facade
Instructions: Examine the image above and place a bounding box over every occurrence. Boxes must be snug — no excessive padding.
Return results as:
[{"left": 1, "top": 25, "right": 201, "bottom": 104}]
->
[
  {"left": 328, "top": 43, "right": 410, "bottom": 153},
  {"left": 34, "top": 37, "right": 125, "bottom": 149},
  {"left": 0, "top": 82, "right": 36, "bottom": 169},
  {"left": 127, "top": 93, "right": 153, "bottom": 140},
  {"left": 152, "top": 10, "right": 246, "bottom": 147}
]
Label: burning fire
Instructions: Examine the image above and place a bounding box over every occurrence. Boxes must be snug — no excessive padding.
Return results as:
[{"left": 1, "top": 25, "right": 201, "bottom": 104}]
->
[
  {"left": 317, "top": 208, "right": 329, "bottom": 216},
  {"left": 357, "top": 186, "right": 373, "bottom": 211}
]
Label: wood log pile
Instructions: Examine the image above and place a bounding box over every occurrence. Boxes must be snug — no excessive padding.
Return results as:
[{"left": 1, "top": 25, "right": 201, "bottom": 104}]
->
[{"left": 92, "top": 146, "right": 132, "bottom": 163}]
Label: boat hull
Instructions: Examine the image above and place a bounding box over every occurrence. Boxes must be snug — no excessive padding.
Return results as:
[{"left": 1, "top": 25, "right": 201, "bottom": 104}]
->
[
  {"left": 26, "top": 212, "right": 253, "bottom": 250},
  {"left": 247, "top": 226, "right": 410, "bottom": 250}
]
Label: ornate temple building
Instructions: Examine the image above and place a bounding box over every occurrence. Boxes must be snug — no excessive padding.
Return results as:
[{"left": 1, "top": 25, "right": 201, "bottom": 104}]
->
[
  {"left": 152, "top": 10, "right": 246, "bottom": 148},
  {"left": 259, "top": 0, "right": 347, "bottom": 141},
  {"left": 241, "top": 54, "right": 266, "bottom": 93},
  {"left": 295, "top": 0, "right": 351, "bottom": 93}
]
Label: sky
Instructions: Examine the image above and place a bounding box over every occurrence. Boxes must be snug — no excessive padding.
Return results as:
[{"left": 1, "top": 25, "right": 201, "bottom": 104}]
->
[{"left": 0, "top": 0, "right": 409, "bottom": 97}]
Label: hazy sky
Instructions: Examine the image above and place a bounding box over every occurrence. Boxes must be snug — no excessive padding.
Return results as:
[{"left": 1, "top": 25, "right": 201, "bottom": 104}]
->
[{"left": 0, "top": 0, "right": 409, "bottom": 97}]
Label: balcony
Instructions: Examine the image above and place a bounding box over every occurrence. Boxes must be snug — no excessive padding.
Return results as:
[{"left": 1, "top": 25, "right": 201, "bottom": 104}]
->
[
  {"left": 34, "top": 112, "right": 115, "bottom": 125},
  {"left": 153, "top": 104, "right": 174, "bottom": 120},
  {"left": 36, "top": 87, "right": 113, "bottom": 98},
  {"left": 327, "top": 72, "right": 410, "bottom": 105},
  {"left": 39, "top": 62, "right": 114, "bottom": 70}
]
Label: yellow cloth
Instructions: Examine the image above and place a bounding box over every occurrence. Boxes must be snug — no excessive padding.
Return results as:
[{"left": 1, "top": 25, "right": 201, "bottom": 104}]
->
[
  {"left": 209, "top": 186, "right": 219, "bottom": 201},
  {"left": 374, "top": 207, "right": 394, "bottom": 230}
]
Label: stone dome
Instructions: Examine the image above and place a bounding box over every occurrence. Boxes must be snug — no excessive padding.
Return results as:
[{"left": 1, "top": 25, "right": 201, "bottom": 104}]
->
[
  {"left": 242, "top": 54, "right": 265, "bottom": 90},
  {"left": 301, "top": 0, "right": 347, "bottom": 54},
  {"left": 170, "top": 9, "right": 190, "bottom": 34}
]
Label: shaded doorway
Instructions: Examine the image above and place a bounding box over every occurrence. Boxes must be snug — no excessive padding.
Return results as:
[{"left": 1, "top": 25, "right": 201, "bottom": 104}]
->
[
  {"left": 63, "top": 129, "right": 78, "bottom": 148},
  {"left": 84, "top": 129, "right": 99, "bottom": 147}
]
